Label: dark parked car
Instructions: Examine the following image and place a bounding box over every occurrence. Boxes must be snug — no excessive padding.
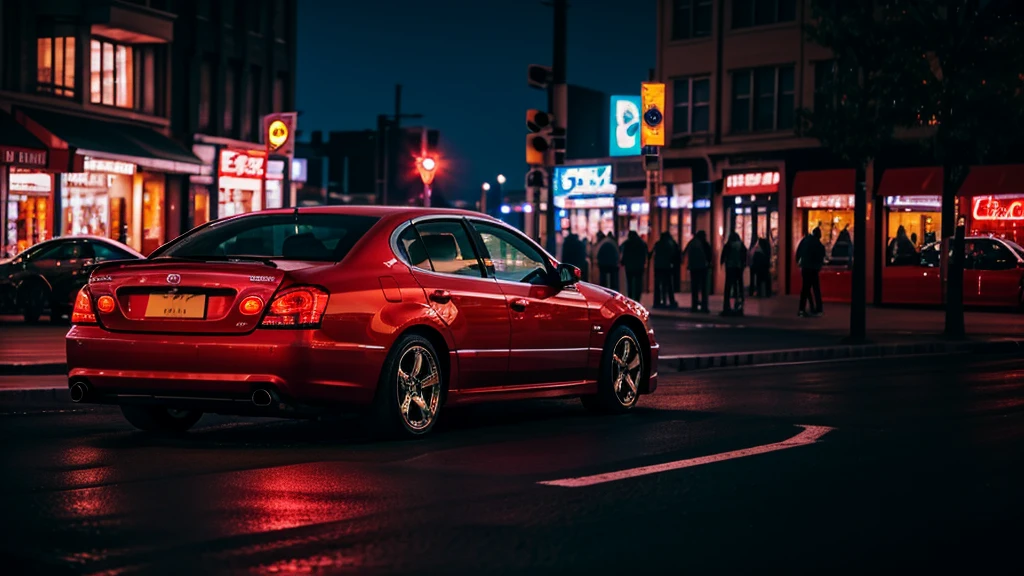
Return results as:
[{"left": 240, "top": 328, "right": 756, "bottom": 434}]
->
[{"left": 0, "top": 236, "right": 142, "bottom": 322}]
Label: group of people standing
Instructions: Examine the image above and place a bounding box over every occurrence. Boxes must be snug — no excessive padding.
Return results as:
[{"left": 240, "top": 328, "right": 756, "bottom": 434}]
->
[{"left": 559, "top": 229, "right": 777, "bottom": 317}]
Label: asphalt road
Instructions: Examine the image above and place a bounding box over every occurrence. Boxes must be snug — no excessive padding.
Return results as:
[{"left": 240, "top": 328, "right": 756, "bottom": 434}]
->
[{"left": 2, "top": 355, "right": 1024, "bottom": 575}]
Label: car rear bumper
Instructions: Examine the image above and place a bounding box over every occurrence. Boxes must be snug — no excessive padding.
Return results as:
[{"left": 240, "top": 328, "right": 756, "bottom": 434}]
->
[{"left": 66, "top": 325, "right": 388, "bottom": 410}]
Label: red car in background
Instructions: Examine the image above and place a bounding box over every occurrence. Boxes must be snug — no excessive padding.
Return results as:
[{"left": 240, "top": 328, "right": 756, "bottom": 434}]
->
[
  {"left": 66, "top": 207, "right": 658, "bottom": 438},
  {"left": 883, "top": 236, "right": 1024, "bottom": 307}
]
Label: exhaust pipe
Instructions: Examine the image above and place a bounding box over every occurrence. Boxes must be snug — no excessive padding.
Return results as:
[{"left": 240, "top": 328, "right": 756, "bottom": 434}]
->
[
  {"left": 251, "top": 389, "right": 275, "bottom": 407},
  {"left": 69, "top": 381, "right": 88, "bottom": 403}
]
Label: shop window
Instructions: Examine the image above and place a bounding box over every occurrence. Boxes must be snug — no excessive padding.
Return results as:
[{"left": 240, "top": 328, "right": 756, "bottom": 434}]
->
[
  {"left": 198, "top": 59, "right": 213, "bottom": 131},
  {"left": 731, "top": 65, "right": 794, "bottom": 133},
  {"left": 733, "top": 0, "right": 796, "bottom": 29},
  {"left": 887, "top": 211, "right": 939, "bottom": 266},
  {"left": 90, "top": 38, "right": 133, "bottom": 108},
  {"left": 273, "top": 75, "right": 286, "bottom": 113},
  {"left": 672, "top": 76, "right": 710, "bottom": 135},
  {"left": 672, "top": 0, "right": 712, "bottom": 40},
  {"left": 224, "top": 65, "right": 236, "bottom": 135},
  {"left": 36, "top": 29, "right": 76, "bottom": 98}
]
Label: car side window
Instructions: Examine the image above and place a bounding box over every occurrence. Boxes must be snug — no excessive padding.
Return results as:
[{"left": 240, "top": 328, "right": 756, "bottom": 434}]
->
[
  {"left": 470, "top": 221, "right": 550, "bottom": 284},
  {"left": 91, "top": 242, "right": 131, "bottom": 262},
  {"left": 973, "top": 239, "right": 1016, "bottom": 271},
  {"left": 27, "top": 243, "right": 63, "bottom": 262},
  {"left": 409, "top": 220, "right": 485, "bottom": 278}
]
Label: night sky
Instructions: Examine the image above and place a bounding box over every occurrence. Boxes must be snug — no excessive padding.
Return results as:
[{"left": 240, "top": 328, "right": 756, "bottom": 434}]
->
[{"left": 296, "top": 0, "right": 655, "bottom": 202}]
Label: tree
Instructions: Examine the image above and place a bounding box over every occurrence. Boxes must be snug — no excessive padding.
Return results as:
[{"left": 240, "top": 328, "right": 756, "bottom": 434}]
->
[{"left": 801, "top": 0, "right": 1024, "bottom": 341}]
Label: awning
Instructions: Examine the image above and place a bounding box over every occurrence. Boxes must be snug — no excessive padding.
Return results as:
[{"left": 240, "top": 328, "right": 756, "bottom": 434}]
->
[
  {"left": 877, "top": 167, "right": 942, "bottom": 197},
  {"left": 0, "top": 111, "right": 49, "bottom": 169},
  {"left": 959, "top": 164, "right": 1024, "bottom": 197},
  {"left": 16, "top": 108, "right": 203, "bottom": 175},
  {"left": 792, "top": 169, "right": 855, "bottom": 198}
]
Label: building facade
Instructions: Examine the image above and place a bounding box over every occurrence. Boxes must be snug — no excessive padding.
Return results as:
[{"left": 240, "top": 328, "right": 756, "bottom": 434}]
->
[
  {"left": 0, "top": 0, "right": 206, "bottom": 257},
  {"left": 655, "top": 0, "right": 1024, "bottom": 303},
  {"left": 169, "top": 0, "right": 298, "bottom": 227}
]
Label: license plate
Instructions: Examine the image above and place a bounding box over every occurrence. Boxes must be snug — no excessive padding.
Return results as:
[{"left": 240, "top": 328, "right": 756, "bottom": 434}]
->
[{"left": 144, "top": 293, "right": 207, "bottom": 319}]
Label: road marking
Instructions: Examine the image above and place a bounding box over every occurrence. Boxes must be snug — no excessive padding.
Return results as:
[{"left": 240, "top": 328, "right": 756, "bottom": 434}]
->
[{"left": 538, "top": 424, "right": 835, "bottom": 488}]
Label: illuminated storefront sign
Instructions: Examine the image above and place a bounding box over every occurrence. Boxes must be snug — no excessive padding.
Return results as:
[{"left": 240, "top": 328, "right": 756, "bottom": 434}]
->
[
  {"left": 291, "top": 158, "right": 308, "bottom": 182},
  {"left": 263, "top": 112, "right": 298, "bottom": 157},
  {"left": 795, "top": 195, "right": 856, "bottom": 209},
  {"left": 266, "top": 159, "right": 286, "bottom": 180},
  {"left": 885, "top": 195, "right": 942, "bottom": 210},
  {"left": 218, "top": 149, "right": 266, "bottom": 179},
  {"left": 83, "top": 157, "right": 136, "bottom": 175},
  {"left": 9, "top": 172, "right": 52, "bottom": 193},
  {"left": 973, "top": 196, "right": 1024, "bottom": 221},
  {"left": 1, "top": 147, "right": 47, "bottom": 167},
  {"left": 552, "top": 165, "right": 616, "bottom": 207},
  {"left": 725, "top": 171, "right": 780, "bottom": 195},
  {"left": 609, "top": 95, "right": 642, "bottom": 157}
]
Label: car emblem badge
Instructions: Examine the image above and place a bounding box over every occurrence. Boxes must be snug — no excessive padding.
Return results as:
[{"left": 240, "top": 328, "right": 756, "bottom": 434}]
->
[{"left": 166, "top": 274, "right": 181, "bottom": 285}]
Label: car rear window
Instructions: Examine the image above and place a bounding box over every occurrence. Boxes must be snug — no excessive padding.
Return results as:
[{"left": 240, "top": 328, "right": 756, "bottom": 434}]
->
[{"left": 153, "top": 213, "right": 379, "bottom": 262}]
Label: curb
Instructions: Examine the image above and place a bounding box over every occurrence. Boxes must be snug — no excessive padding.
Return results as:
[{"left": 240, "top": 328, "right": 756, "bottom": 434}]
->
[
  {"left": 658, "top": 338, "right": 1024, "bottom": 372},
  {"left": 0, "top": 363, "right": 67, "bottom": 376},
  {"left": 0, "top": 387, "right": 69, "bottom": 403}
]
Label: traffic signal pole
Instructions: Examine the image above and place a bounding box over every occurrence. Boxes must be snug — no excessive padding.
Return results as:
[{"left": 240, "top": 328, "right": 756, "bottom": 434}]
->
[{"left": 546, "top": 0, "right": 568, "bottom": 255}]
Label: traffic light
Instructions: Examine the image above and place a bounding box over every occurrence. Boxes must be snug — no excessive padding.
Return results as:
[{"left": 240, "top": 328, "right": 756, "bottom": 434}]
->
[
  {"left": 417, "top": 156, "right": 437, "bottom": 185},
  {"left": 526, "top": 168, "right": 546, "bottom": 189},
  {"left": 526, "top": 109, "right": 554, "bottom": 166},
  {"left": 641, "top": 82, "right": 666, "bottom": 147},
  {"left": 528, "top": 65, "right": 552, "bottom": 90}
]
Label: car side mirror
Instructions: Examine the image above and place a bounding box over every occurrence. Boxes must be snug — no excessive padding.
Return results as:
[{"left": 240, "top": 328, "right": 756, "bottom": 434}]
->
[{"left": 556, "top": 263, "right": 581, "bottom": 289}]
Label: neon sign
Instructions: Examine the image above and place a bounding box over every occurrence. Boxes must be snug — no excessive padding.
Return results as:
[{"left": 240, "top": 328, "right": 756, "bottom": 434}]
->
[
  {"left": 972, "top": 196, "right": 1024, "bottom": 221},
  {"left": 725, "top": 171, "right": 780, "bottom": 194},
  {"left": 218, "top": 149, "right": 266, "bottom": 179}
]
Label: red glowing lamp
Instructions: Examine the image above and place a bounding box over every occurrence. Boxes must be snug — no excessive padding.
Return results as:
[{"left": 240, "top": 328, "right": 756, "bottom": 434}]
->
[{"left": 417, "top": 156, "right": 438, "bottom": 185}]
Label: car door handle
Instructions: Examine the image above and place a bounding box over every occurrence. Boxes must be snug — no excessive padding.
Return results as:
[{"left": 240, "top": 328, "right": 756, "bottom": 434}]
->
[
  {"left": 429, "top": 289, "right": 452, "bottom": 304},
  {"left": 509, "top": 298, "right": 529, "bottom": 312}
]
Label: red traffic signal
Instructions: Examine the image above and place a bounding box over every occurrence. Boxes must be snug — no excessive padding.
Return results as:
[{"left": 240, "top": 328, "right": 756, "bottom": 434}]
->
[{"left": 417, "top": 156, "right": 438, "bottom": 185}]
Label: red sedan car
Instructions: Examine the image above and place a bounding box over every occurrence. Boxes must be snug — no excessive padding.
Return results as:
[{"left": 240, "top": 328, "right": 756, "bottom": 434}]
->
[{"left": 66, "top": 207, "right": 659, "bottom": 437}]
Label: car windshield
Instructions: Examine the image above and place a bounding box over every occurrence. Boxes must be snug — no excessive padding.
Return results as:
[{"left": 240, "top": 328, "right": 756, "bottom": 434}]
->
[{"left": 152, "top": 213, "right": 379, "bottom": 262}]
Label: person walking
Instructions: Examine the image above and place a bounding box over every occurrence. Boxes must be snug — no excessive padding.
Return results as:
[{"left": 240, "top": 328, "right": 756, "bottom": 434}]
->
[
  {"left": 652, "top": 232, "right": 679, "bottom": 308},
  {"left": 720, "top": 232, "right": 747, "bottom": 316},
  {"left": 596, "top": 232, "right": 620, "bottom": 291},
  {"left": 796, "top": 227, "right": 826, "bottom": 316},
  {"left": 621, "top": 230, "right": 648, "bottom": 302},
  {"left": 751, "top": 237, "right": 772, "bottom": 297},
  {"left": 683, "top": 230, "right": 711, "bottom": 312}
]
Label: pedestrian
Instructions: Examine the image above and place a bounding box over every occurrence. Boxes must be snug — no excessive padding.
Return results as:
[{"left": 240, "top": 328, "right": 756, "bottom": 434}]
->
[
  {"left": 596, "top": 232, "right": 620, "bottom": 291},
  {"left": 652, "top": 232, "right": 679, "bottom": 308},
  {"left": 621, "top": 230, "right": 647, "bottom": 302},
  {"left": 751, "top": 237, "right": 772, "bottom": 297},
  {"left": 683, "top": 230, "right": 711, "bottom": 312},
  {"left": 561, "top": 232, "right": 588, "bottom": 280},
  {"left": 796, "top": 227, "right": 826, "bottom": 317},
  {"left": 720, "top": 232, "right": 747, "bottom": 315}
]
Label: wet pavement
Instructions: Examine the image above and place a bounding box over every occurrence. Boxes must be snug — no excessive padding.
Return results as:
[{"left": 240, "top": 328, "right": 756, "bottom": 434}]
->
[{"left": 2, "top": 355, "right": 1024, "bottom": 574}]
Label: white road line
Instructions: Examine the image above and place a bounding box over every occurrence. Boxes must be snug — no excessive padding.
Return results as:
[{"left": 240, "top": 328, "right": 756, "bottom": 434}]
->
[{"left": 538, "top": 424, "right": 835, "bottom": 488}]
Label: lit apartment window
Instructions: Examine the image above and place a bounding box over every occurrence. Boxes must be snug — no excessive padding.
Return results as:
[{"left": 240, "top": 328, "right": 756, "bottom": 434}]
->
[
  {"left": 733, "top": 0, "right": 796, "bottom": 29},
  {"left": 672, "top": 76, "right": 711, "bottom": 134},
  {"left": 90, "top": 39, "right": 134, "bottom": 108},
  {"left": 672, "top": 0, "right": 712, "bottom": 40},
  {"left": 36, "top": 35, "right": 76, "bottom": 97},
  {"left": 731, "top": 65, "right": 795, "bottom": 133}
]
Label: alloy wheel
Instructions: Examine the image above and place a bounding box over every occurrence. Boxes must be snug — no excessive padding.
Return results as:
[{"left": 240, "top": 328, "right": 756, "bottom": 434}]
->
[
  {"left": 611, "top": 335, "right": 642, "bottom": 406},
  {"left": 396, "top": 345, "right": 441, "bottom": 432}
]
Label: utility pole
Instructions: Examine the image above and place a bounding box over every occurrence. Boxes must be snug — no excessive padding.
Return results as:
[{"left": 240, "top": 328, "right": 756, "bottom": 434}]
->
[
  {"left": 375, "top": 84, "right": 422, "bottom": 205},
  {"left": 546, "top": 0, "right": 568, "bottom": 255}
]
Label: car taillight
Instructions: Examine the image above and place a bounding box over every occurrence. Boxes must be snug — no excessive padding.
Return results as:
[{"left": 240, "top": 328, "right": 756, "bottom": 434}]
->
[
  {"left": 239, "top": 295, "right": 265, "bottom": 315},
  {"left": 71, "top": 287, "right": 96, "bottom": 325},
  {"left": 261, "top": 286, "right": 329, "bottom": 328}
]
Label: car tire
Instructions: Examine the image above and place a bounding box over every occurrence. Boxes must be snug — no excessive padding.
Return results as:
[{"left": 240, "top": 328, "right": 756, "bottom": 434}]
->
[
  {"left": 120, "top": 406, "right": 203, "bottom": 433},
  {"left": 371, "top": 334, "right": 444, "bottom": 439},
  {"left": 582, "top": 324, "right": 644, "bottom": 414},
  {"left": 19, "top": 284, "right": 47, "bottom": 324}
]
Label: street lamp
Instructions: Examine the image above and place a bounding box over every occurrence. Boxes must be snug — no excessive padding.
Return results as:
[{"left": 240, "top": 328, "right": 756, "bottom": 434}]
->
[
  {"left": 481, "top": 182, "right": 491, "bottom": 192},
  {"left": 496, "top": 174, "right": 506, "bottom": 185},
  {"left": 480, "top": 182, "right": 491, "bottom": 215}
]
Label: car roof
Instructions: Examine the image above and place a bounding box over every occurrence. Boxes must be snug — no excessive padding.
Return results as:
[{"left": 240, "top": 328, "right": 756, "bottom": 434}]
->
[{"left": 256, "top": 205, "right": 500, "bottom": 221}]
